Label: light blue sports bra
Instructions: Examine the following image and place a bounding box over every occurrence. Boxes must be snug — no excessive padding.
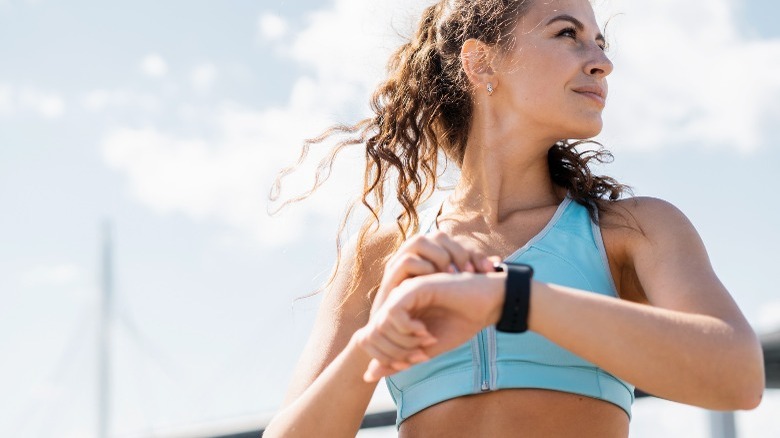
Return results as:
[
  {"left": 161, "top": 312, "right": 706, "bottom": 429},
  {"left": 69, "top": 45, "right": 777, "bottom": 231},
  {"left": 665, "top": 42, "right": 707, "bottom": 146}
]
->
[{"left": 385, "top": 193, "right": 635, "bottom": 429}]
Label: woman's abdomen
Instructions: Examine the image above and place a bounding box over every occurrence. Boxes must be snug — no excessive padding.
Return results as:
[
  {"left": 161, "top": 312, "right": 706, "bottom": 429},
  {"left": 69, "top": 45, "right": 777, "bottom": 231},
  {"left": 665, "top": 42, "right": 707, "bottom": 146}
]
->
[{"left": 398, "top": 388, "right": 629, "bottom": 438}]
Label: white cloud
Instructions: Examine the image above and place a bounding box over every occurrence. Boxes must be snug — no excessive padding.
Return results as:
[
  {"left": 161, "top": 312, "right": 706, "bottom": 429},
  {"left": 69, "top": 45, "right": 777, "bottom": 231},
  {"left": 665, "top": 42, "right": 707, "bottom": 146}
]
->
[
  {"left": 190, "top": 63, "right": 217, "bottom": 92},
  {"left": 258, "top": 13, "right": 288, "bottom": 42},
  {"left": 141, "top": 53, "right": 168, "bottom": 77},
  {"left": 20, "top": 264, "right": 81, "bottom": 288},
  {"left": 287, "top": 0, "right": 420, "bottom": 96},
  {"left": 81, "top": 89, "right": 161, "bottom": 113},
  {"left": 0, "top": 84, "right": 68, "bottom": 118},
  {"left": 593, "top": 0, "right": 780, "bottom": 152},
  {"left": 101, "top": 89, "right": 363, "bottom": 246},
  {"left": 103, "top": 1, "right": 427, "bottom": 247},
  {"left": 18, "top": 87, "right": 65, "bottom": 119}
]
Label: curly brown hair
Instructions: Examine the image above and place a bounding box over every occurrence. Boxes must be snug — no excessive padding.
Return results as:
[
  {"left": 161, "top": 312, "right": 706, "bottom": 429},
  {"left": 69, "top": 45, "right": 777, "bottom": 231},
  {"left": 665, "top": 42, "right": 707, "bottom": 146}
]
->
[{"left": 270, "top": 0, "right": 630, "bottom": 305}]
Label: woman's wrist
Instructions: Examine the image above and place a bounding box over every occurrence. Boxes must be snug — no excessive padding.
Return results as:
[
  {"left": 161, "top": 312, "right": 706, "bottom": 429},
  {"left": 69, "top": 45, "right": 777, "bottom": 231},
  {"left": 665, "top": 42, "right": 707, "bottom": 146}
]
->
[
  {"left": 485, "top": 272, "right": 508, "bottom": 326},
  {"left": 527, "top": 280, "right": 544, "bottom": 332},
  {"left": 348, "top": 327, "right": 377, "bottom": 365}
]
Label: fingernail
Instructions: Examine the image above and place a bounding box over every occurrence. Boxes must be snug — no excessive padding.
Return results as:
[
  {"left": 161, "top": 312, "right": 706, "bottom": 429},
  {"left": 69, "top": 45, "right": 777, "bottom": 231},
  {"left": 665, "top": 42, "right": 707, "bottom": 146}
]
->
[
  {"left": 409, "top": 352, "right": 430, "bottom": 363},
  {"left": 465, "top": 261, "right": 475, "bottom": 272},
  {"left": 483, "top": 259, "right": 493, "bottom": 272},
  {"left": 422, "top": 336, "right": 437, "bottom": 346}
]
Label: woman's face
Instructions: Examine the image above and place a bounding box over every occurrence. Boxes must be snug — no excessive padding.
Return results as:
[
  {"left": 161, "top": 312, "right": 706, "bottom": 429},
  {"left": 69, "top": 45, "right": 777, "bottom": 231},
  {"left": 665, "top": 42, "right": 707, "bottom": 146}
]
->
[{"left": 493, "top": 0, "right": 612, "bottom": 141}]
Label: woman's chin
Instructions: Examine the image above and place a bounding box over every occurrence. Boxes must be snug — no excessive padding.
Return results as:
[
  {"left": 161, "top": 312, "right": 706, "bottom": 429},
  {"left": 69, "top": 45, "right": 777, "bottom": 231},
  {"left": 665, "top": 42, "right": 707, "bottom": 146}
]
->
[{"left": 563, "top": 123, "right": 603, "bottom": 141}]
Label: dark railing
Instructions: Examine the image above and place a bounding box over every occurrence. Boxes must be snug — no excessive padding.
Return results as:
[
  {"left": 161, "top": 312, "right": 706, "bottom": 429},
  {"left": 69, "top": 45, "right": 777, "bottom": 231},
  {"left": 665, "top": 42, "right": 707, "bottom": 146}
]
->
[{"left": 763, "top": 328, "right": 780, "bottom": 389}]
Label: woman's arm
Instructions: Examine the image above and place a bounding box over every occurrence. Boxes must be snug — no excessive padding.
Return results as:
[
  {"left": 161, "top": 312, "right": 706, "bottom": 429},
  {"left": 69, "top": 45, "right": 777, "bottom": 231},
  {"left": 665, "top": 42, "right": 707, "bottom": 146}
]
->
[
  {"left": 263, "top": 228, "right": 395, "bottom": 438},
  {"left": 361, "top": 197, "right": 765, "bottom": 410},
  {"left": 528, "top": 197, "right": 765, "bottom": 410},
  {"left": 265, "top": 226, "right": 494, "bottom": 437}
]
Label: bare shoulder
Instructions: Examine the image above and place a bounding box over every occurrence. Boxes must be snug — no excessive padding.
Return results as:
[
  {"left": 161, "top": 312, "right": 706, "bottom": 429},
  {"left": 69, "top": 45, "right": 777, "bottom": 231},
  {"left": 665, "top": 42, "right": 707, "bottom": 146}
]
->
[
  {"left": 306, "top": 221, "right": 402, "bottom": 341},
  {"left": 600, "top": 196, "right": 744, "bottom": 319},
  {"left": 598, "top": 196, "right": 700, "bottom": 304},
  {"left": 600, "top": 196, "right": 691, "bottom": 233},
  {"left": 280, "top": 222, "right": 401, "bottom": 407},
  {"left": 330, "top": 223, "right": 402, "bottom": 313}
]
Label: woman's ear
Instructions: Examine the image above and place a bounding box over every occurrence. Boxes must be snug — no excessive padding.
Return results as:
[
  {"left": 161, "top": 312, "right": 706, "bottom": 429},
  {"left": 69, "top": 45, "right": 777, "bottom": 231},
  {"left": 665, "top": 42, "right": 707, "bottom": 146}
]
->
[{"left": 461, "top": 38, "right": 499, "bottom": 93}]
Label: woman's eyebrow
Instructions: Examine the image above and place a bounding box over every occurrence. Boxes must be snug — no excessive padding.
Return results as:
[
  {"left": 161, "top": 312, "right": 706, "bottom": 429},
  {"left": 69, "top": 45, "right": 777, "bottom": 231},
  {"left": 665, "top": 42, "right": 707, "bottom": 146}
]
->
[{"left": 546, "top": 14, "right": 606, "bottom": 44}]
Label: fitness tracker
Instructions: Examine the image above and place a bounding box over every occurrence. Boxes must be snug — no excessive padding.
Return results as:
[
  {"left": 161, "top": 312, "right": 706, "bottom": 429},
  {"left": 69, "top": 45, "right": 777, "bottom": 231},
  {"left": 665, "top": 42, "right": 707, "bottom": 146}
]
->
[{"left": 493, "top": 262, "right": 534, "bottom": 333}]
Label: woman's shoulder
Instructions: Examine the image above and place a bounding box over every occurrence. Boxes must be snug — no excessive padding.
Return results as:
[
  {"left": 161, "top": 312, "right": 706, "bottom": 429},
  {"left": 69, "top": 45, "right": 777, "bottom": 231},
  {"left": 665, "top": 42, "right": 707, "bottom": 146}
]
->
[
  {"left": 600, "top": 195, "right": 695, "bottom": 240},
  {"left": 598, "top": 196, "right": 702, "bottom": 303},
  {"left": 329, "top": 222, "right": 403, "bottom": 307}
]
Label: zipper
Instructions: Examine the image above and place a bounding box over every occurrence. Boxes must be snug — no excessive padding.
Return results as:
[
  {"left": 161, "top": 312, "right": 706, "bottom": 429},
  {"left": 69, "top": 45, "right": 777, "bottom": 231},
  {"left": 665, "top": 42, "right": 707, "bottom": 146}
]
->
[{"left": 478, "top": 328, "right": 490, "bottom": 391}]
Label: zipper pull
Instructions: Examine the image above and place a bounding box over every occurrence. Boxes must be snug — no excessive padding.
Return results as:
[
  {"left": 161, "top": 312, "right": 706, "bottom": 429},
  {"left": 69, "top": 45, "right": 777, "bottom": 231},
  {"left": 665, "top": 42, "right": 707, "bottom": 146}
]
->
[{"left": 481, "top": 381, "right": 489, "bottom": 391}]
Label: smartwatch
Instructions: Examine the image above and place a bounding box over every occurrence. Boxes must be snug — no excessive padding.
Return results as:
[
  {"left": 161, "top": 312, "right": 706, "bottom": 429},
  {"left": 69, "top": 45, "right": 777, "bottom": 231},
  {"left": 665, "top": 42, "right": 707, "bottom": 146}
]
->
[{"left": 493, "top": 262, "right": 534, "bottom": 333}]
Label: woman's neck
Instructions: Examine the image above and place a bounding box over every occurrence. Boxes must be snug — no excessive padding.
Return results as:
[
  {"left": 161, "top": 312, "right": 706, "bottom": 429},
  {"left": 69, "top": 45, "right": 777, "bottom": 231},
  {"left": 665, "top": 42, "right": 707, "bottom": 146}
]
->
[{"left": 451, "top": 114, "right": 565, "bottom": 224}]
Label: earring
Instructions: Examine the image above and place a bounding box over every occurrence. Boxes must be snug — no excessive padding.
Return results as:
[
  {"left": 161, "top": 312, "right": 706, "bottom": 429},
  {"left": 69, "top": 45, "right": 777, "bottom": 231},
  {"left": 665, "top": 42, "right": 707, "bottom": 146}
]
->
[{"left": 487, "top": 83, "right": 494, "bottom": 95}]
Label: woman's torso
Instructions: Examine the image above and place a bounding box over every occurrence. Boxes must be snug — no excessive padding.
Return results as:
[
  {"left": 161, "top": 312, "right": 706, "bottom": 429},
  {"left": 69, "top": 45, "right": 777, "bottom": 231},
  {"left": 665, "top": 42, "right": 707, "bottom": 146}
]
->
[{"left": 395, "top": 192, "right": 644, "bottom": 437}]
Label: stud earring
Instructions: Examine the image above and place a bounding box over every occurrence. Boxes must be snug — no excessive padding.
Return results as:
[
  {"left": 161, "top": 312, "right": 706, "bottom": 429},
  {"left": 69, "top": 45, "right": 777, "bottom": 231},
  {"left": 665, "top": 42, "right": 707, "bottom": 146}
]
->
[{"left": 487, "top": 83, "right": 494, "bottom": 95}]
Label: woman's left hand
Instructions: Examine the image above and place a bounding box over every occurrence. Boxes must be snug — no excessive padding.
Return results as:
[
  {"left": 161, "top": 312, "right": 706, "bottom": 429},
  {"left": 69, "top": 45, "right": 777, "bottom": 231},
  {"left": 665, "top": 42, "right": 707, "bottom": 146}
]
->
[{"left": 357, "top": 270, "right": 507, "bottom": 382}]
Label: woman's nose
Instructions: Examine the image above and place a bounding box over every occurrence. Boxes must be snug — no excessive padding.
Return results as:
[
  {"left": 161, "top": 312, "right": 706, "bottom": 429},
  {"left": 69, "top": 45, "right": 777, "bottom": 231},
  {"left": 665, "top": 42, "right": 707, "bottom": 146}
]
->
[{"left": 585, "top": 46, "right": 613, "bottom": 77}]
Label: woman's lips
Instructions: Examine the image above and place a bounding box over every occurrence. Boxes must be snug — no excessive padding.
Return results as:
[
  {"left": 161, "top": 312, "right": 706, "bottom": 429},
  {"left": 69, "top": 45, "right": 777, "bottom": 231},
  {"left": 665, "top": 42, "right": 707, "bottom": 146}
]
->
[{"left": 575, "top": 90, "right": 605, "bottom": 107}]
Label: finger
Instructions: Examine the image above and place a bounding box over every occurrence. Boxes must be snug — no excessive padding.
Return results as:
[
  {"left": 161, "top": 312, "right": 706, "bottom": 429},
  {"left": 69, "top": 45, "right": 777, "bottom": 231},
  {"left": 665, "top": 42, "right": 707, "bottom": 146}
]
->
[
  {"left": 367, "top": 323, "right": 420, "bottom": 364},
  {"left": 360, "top": 342, "right": 422, "bottom": 372},
  {"left": 373, "top": 307, "right": 436, "bottom": 363},
  {"left": 386, "top": 307, "right": 436, "bottom": 346},
  {"left": 478, "top": 257, "right": 494, "bottom": 273},
  {"left": 379, "top": 322, "right": 431, "bottom": 350},
  {"left": 357, "top": 338, "right": 396, "bottom": 367},
  {"left": 381, "top": 254, "right": 437, "bottom": 295},
  {"left": 397, "top": 235, "right": 452, "bottom": 272},
  {"left": 383, "top": 301, "right": 439, "bottom": 354},
  {"left": 465, "top": 247, "right": 492, "bottom": 273},
  {"left": 363, "top": 359, "right": 398, "bottom": 382},
  {"left": 355, "top": 323, "right": 410, "bottom": 365},
  {"left": 488, "top": 255, "right": 503, "bottom": 271},
  {"left": 380, "top": 324, "right": 437, "bottom": 355},
  {"left": 429, "top": 231, "right": 472, "bottom": 272},
  {"left": 450, "top": 237, "right": 495, "bottom": 273}
]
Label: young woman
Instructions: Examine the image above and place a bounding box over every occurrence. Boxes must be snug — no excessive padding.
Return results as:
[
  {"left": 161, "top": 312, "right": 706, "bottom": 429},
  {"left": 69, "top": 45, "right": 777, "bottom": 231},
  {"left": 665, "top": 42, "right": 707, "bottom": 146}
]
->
[{"left": 265, "top": 0, "right": 765, "bottom": 436}]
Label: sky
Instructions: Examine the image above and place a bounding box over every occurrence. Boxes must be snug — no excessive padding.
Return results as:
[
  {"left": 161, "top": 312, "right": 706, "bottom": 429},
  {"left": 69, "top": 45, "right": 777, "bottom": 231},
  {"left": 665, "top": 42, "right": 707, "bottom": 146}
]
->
[{"left": 1, "top": 0, "right": 779, "bottom": 436}]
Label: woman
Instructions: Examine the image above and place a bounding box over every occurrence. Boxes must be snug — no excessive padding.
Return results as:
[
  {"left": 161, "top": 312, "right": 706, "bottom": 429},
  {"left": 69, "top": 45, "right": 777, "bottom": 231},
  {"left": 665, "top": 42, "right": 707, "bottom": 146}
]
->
[{"left": 265, "top": 0, "right": 765, "bottom": 436}]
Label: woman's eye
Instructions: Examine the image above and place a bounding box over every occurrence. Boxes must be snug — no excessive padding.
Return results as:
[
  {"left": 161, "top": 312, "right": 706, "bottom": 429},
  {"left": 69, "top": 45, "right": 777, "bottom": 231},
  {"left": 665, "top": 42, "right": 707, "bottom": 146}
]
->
[
  {"left": 558, "top": 27, "right": 577, "bottom": 39},
  {"left": 558, "top": 27, "right": 608, "bottom": 51}
]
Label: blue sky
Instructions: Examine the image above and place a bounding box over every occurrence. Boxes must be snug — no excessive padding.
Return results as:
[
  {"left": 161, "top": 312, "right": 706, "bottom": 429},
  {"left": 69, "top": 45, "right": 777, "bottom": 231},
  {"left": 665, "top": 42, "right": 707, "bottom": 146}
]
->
[{"left": 1, "top": 0, "right": 780, "bottom": 436}]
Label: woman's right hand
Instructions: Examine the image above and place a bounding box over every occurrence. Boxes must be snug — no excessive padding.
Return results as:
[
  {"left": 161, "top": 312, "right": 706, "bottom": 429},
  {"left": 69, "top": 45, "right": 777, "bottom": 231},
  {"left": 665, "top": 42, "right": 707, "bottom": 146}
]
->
[
  {"left": 356, "top": 230, "right": 496, "bottom": 371},
  {"left": 372, "top": 230, "right": 495, "bottom": 312}
]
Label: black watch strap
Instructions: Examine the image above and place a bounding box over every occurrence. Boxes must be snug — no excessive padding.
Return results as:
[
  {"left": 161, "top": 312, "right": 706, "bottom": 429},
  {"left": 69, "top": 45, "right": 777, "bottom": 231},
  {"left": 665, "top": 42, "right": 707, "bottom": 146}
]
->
[{"left": 493, "top": 262, "right": 534, "bottom": 333}]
